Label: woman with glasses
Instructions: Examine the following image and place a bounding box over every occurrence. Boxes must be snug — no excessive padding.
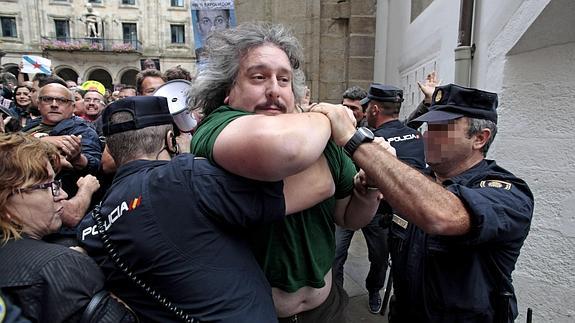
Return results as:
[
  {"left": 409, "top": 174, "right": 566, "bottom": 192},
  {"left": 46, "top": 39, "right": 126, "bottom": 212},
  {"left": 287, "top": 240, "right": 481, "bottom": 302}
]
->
[{"left": 0, "top": 133, "right": 136, "bottom": 322}]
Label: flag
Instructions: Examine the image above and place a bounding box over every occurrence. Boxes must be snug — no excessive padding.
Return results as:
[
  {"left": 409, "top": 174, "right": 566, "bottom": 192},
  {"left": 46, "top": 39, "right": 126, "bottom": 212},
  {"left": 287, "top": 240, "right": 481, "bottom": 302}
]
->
[{"left": 21, "top": 55, "right": 52, "bottom": 75}]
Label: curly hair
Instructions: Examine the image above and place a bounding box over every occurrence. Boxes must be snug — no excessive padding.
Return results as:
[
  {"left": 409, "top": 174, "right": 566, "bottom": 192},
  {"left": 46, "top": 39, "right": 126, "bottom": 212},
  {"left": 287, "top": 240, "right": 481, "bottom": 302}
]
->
[
  {"left": 342, "top": 86, "right": 367, "bottom": 101},
  {"left": 188, "top": 22, "right": 306, "bottom": 117},
  {"left": 0, "top": 133, "right": 61, "bottom": 243}
]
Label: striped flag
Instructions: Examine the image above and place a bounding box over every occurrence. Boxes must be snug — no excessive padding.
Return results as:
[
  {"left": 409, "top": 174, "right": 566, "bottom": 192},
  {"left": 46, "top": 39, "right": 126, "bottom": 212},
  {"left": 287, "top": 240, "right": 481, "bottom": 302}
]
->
[
  {"left": 21, "top": 55, "right": 52, "bottom": 75},
  {"left": 129, "top": 196, "right": 141, "bottom": 210}
]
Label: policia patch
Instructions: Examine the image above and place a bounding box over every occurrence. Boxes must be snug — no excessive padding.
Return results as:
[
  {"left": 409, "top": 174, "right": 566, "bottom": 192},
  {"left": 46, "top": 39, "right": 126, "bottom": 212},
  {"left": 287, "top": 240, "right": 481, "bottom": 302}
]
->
[{"left": 480, "top": 180, "right": 512, "bottom": 190}]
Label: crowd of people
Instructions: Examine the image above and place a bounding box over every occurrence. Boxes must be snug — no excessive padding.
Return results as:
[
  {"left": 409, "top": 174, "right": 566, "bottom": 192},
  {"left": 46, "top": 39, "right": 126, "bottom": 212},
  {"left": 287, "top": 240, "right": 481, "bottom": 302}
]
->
[{"left": 0, "top": 21, "right": 534, "bottom": 323}]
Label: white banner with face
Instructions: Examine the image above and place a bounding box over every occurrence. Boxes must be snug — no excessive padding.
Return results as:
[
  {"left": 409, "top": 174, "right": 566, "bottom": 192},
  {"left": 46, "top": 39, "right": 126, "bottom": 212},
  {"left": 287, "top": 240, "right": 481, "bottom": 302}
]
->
[{"left": 191, "top": 0, "right": 237, "bottom": 63}]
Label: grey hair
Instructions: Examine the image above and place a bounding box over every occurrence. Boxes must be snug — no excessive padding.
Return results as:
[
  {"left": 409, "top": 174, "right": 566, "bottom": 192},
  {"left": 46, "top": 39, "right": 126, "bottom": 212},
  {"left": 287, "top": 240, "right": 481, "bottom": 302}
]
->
[
  {"left": 105, "top": 111, "right": 172, "bottom": 166},
  {"left": 342, "top": 86, "right": 367, "bottom": 101},
  {"left": 188, "top": 22, "right": 306, "bottom": 116},
  {"left": 466, "top": 117, "right": 498, "bottom": 156}
]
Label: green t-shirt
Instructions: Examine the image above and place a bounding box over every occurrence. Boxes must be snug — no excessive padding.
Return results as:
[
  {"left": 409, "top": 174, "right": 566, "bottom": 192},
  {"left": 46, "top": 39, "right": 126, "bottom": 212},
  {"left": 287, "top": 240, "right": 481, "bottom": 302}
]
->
[{"left": 191, "top": 106, "right": 356, "bottom": 292}]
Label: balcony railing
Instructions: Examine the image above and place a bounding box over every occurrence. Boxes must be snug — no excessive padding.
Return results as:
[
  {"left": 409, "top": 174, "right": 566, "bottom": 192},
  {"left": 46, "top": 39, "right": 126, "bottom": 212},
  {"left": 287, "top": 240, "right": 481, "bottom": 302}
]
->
[{"left": 41, "top": 37, "right": 143, "bottom": 53}]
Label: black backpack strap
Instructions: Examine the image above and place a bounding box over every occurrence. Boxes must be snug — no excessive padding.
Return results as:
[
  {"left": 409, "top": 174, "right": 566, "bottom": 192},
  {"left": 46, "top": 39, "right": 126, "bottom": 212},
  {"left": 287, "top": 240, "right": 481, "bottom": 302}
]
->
[{"left": 80, "top": 290, "right": 108, "bottom": 323}]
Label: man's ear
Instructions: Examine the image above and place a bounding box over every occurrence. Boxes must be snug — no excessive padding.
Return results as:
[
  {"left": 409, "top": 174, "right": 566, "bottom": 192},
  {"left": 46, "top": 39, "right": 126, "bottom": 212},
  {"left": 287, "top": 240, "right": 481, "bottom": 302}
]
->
[
  {"left": 223, "top": 96, "right": 230, "bottom": 104},
  {"left": 473, "top": 128, "right": 492, "bottom": 151},
  {"left": 166, "top": 130, "right": 178, "bottom": 154}
]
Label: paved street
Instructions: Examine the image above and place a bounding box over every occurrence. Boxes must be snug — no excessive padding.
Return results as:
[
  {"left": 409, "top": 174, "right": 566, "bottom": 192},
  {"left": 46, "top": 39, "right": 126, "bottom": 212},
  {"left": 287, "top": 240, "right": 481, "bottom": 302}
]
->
[{"left": 343, "top": 231, "right": 389, "bottom": 323}]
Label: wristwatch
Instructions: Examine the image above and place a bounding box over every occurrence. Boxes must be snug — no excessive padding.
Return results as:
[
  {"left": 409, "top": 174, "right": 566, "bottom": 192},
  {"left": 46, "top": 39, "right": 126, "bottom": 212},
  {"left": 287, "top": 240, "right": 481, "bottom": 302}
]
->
[{"left": 343, "top": 127, "right": 374, "bottom": 157}]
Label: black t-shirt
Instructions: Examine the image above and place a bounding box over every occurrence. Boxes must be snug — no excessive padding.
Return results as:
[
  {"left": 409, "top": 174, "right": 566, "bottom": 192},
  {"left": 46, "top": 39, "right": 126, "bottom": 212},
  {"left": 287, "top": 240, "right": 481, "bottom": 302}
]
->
[{"left": 78, "top": 154, "right": 285, "bottom": 322}]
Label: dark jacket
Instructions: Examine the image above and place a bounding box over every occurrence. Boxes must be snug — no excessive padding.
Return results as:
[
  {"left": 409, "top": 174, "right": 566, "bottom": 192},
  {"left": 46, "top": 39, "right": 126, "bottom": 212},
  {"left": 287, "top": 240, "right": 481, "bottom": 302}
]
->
[
  {"left": 0, "top": 237, "right": 135, "bottom": 323},
  {"left": 22, "top": 116, "right": 102, "bottom": 197},
  {"left": 389, "top": 160, "right": 534, "bottom": 323}
]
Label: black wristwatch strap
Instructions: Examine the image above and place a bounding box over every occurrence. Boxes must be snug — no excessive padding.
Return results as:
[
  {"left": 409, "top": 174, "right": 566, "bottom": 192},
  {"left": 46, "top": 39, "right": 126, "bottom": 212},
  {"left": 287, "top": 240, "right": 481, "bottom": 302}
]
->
[
  {"left": 344, "top": 131, "right": 363, "bottom": 156},
  {"left": 343, "top": 127, "right": 374, "bottom": 157}
]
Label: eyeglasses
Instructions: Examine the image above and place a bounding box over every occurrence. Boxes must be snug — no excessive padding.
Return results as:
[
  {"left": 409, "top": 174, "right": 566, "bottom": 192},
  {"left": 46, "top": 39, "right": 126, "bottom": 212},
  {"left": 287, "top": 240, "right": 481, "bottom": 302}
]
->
[
  {"left": 39, "top": 96, "right": 72, "bottom": 105},
  {"left": 15, "top": 179, "right": 62, "bottom": 198},
  {"left": 84, "top": 98, "right": 102, "bottom": 104}
]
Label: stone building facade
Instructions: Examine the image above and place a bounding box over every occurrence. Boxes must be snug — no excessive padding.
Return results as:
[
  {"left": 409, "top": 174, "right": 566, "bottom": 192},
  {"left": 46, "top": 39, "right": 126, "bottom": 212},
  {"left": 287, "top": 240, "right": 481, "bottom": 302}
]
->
[
  {"left": 1, "top": 0, "right": 376, "bottom": 100},
  {"left": 0, "top": 0, "right": 195, "bottom": 89}
]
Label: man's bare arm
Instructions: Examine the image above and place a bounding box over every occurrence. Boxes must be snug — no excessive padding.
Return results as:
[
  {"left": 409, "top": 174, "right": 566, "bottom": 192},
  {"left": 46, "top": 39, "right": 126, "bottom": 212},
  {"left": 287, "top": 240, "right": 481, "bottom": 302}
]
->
[
  {"left": 353, "top": 144, "right": 470, "bottom": 235},
  {"left": 213, "top": 112, "right": 332, "bottom": 181},
  {"left": 311, "top": 103, "right": 471, "bottom": 235},
  {"left": 333, "top": 188, "right": 381, "bottom": 230},
  {"left": 283, "top": 155, "right": 335, "bottom": 214}
]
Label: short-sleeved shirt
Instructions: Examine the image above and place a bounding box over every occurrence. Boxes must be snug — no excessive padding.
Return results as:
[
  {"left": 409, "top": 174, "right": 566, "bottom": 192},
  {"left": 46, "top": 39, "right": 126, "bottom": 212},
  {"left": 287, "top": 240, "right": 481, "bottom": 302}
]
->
[
  {"left": 78, "top": 154, "right": 285, "bottom": 322},
  {"left": 192, "top": 106, "right": 357, "bottom": 292},
  {"left": 389, "top": 159, "right": 534, "bottom": 322}
]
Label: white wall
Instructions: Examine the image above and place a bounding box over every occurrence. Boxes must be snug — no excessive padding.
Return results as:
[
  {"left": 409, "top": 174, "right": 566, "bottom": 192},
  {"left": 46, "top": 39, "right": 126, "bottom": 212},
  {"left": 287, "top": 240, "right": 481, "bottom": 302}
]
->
[
  {"left": 376, "top": 0, "right": 575, "bottom": 321},
  {"left": 491, "top": 31, "right": 575, "bottom": 323}
]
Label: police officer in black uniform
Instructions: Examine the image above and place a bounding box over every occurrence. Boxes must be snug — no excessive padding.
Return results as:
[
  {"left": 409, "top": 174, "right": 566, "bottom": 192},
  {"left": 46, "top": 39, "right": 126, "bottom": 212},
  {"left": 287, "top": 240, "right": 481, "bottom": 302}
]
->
[
  {"left": 334, "top": 83, "right": 427, "bottom": 314},
  {"left": 311, "top": 83, "right": 534, "bottom": 323},
  {"left": 78, "top": 96, "right": 286, "bottom": 322},
  {"left": 361, "top": 84, "right": 426, "bottom": 170}
]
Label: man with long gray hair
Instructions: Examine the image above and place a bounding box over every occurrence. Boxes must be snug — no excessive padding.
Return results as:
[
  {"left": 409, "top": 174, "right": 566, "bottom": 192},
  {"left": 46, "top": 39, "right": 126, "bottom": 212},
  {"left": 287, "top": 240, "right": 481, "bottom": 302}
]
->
[
  {"left": 78, "top": 96, "right": 309, "bottom": 322},
  {"left": 190, "top": 22, "right": 384, "bottom": 322}
]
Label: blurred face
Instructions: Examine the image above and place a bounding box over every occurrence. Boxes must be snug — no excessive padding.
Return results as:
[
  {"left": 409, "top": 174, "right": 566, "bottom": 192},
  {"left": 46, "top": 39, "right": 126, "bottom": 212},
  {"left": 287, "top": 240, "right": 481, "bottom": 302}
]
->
[
  {"left": 5, "top": 161, "right": 68, "bottom": 239},
  {"left": 83, "top": 91, "right": 105, "bottom": 119},
  {"left": 37, "top": 84, "right": 74, "bottom": 126},
  {"left": 343, "top": 98, "right": 364, "bottom": 124},
  {"left": 424, "top": 117, "right": 475, "bottom": 171},
  {"left": 227, "top": 44, "right": 295, "bottom": 115},
  {"left": 73, "top": 92, "right": 86, "bottom": 116},
  {"left": 65, "top": 80, "right": 77, "bottom": 89},
  {"left": 143, "top": 60, "right": 156, "bottom": 70},
  {"left": 197, "top": 9, "right": 229, "bottom": 39},
  {"left": 140, "top": 77, "right": 165, "bottom": 96},
  {"left": 15, "top": 87, "right": 32, "bottom": 107},
  {"left": 118, "top": 88, "right": 136, "bottom": 99}
]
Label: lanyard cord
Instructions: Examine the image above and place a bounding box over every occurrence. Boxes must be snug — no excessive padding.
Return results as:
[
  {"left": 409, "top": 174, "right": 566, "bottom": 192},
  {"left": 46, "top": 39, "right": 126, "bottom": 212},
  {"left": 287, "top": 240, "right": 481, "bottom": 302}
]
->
[{"left": 92, "top": 203, "right": 197, "bottom": 323}]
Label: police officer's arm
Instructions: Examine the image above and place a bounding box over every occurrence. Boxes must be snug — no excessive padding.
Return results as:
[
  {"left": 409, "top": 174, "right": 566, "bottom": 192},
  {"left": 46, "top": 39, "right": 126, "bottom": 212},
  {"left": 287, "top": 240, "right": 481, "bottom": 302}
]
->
[
  {"left": 282, "top": 155, "right": 335, "bottom": 214},
  {"left": 213, "top": 112, "right": 332, "bottom": 181},
  {"left": 312, "top": 103, "right": 471, "bottom": 235},
  {"left": 353, "top": 145, "right": 470, "bottom": 235}
]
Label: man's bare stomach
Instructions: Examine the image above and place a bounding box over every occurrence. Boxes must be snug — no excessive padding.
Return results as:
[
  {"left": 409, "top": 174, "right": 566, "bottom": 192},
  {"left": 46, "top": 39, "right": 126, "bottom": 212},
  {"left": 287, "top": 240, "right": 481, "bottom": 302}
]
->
[{"left": 273, "top": 270, "right": 332, "bottom": 318}]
